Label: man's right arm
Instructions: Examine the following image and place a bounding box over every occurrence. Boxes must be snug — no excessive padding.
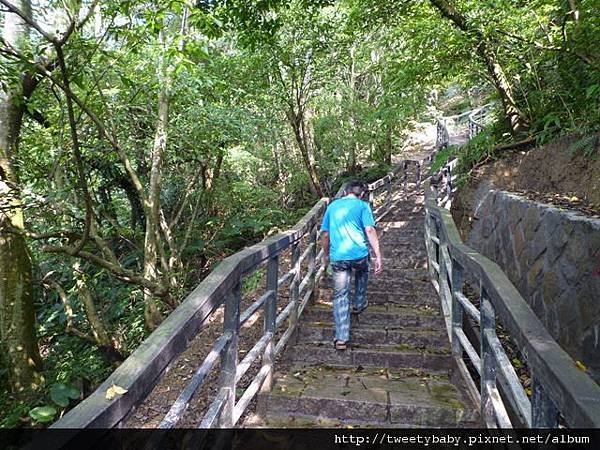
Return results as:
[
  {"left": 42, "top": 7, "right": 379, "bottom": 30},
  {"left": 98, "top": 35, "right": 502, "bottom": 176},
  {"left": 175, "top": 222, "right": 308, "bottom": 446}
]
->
[{"left": 365, "top": 226, "right": 382, "bottom": 276}]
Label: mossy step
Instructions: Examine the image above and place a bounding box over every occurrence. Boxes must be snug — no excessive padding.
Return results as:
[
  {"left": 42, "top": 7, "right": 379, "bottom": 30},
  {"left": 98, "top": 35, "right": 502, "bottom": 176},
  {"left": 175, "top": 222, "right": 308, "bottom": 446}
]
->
[
  {"left": 285, "top": 344, "right": 452, "bottom": 371},
  {"left": 297, "top": 323, "right": 449, "bottom": 349},
  {"left": 261, "top": 367, "right": 477, "bottom": 427}
]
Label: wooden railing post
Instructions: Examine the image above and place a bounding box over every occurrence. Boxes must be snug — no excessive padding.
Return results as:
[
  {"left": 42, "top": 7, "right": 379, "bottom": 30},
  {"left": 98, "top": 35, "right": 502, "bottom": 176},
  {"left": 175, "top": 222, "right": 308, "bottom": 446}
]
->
[
  {"left": 308, "top": 223, "right": 318, "bottom": 303},
  {"left": 438, "top": 242, "right": 447, "bottom": 302},
  {"left": 480, "top": 292, "right": 497, "bottom": 427},
  {"left": 218, "top": 280, "right": 241, "bottom": 428},
  {"left": 424, "top": 212, "right": 437, "bottom": 282},
  {"left": 262, "top": 254, "right": 279, "bottom": 392},
  {"left": 403, "top": 161, "right": 409, "bottom": 191},
  {"left": 416, "top": 162, "right": 421, "bottom": 190},
  {"left": 289, "top": 240, "right": 301, "bottom": 328},
  {"left": 450, "top": 262, "right": 463, "bottom": 356},
  {"left": 531, "top": 377, "right": 559, "bottom": 428}
]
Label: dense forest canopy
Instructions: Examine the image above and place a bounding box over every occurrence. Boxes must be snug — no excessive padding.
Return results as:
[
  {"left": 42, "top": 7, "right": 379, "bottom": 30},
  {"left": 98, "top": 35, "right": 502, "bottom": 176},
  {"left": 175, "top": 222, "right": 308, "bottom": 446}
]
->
[{"left": 0, "top": 0, "right": 598, "bottom": 426}]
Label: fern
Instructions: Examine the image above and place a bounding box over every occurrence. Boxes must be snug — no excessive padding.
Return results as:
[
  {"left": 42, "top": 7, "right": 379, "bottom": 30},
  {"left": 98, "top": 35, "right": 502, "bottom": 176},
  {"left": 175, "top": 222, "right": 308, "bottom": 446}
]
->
[{"left": 569, "top": 135, "right": 599, "bottom": 159}]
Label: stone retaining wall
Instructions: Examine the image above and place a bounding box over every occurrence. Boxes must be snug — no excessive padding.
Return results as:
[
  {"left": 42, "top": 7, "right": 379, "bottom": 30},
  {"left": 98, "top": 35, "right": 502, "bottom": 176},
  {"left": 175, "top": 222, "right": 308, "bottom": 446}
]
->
[{"left": 467, "top": 190, "right": 600, "bottom": 381}]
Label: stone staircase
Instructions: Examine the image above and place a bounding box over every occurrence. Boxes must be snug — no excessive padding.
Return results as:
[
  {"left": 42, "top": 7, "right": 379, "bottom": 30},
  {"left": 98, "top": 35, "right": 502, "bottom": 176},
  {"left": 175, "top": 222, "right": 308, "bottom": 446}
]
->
[{"left": 247, "top": 185, "right": 480, "bottom": 428}]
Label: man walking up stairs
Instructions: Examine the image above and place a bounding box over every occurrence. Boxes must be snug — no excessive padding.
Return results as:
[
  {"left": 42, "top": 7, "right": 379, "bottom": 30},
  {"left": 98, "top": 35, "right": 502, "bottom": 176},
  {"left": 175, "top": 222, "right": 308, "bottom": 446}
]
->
[{"left": 249, "top": 177, "right": 480, "bottom": 428}]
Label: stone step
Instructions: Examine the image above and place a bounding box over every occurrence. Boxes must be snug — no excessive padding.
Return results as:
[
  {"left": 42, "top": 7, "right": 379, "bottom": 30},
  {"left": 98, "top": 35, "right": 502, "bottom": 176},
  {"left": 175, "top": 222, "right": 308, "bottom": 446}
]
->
[
  {"left": 315, "top": 290, "right": 439, "bottom": 308},
  {"left": 387, "top": 203, "right": 424, "bottom": 213},
  {"left": 317, "top": 282, "right": 435, "bottom": 299},
  {"left": 381, "top": 214, "right": 424, "bottom": 223},
  {"left": 297, "top": 323, "right": 449, "bottom": 349},
  {"left": 260, "top": 367, "right": 477, "bottom": 427},
  {"left": 303, "top": 304, "right": 445, "bottom": 329},
  {"left": 285, "top": 344, "right": 451, "bottom": 371},
  {"left": 380, "top": 240, "right": 427, "bottom": 250},
  {"left": 381, "top": 229, "right": 424, "bottom": 239},
  {"left": 319, "top": 268, "right": 431, "bottom": 287},
  {"left": 380, "top": 219, "right": 425, "bottom": 229},
  {"left": 380, "top": 257, "right": 428, "bottom": 270},
  {"left": 381, "top": 225, "right": 423, "bottom": 233},
  {"left": 244, "top": 413, "right": 376, "bottom": 428}
]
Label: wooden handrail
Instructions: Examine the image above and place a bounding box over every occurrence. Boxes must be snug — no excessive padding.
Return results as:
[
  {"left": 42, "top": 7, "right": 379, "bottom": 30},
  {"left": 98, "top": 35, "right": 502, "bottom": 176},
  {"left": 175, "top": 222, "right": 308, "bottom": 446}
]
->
[
  {"left": 429, "top": 104, "right": 600, "bottom": 427},
  {"left": 424, "top": 180, "right": 600, "bottom": 427}
]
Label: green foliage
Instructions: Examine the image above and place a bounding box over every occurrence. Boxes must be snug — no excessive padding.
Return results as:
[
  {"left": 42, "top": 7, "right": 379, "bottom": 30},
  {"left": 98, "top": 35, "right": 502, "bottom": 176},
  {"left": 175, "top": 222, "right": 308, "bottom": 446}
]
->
[
  {"left": 243, "top": 269, "right": 266, "bottom": 296},
  {"left": 49, "top": 383, "right": 79, "bottom": 408},
  {"left": 570, "top": 135, "right": 599, "bottom": 159},
  {"left": 330, "top": 164, "right": 393, "bottom": 195},
  {"left": 28, "top": 406, "right": 57, "bottom": 424},
  {"left": 452, "top": 129, "right": 496, "bottom": 186},
  {"left": 430, "top": 146, "right": 457, "bottom": 174}
]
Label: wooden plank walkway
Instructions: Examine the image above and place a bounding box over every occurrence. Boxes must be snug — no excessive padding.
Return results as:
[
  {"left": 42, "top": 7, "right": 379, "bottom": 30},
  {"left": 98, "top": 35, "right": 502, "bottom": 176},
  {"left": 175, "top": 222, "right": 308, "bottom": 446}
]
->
[{"left": 244, "top": 182, "right": 481, "bottom": 427}]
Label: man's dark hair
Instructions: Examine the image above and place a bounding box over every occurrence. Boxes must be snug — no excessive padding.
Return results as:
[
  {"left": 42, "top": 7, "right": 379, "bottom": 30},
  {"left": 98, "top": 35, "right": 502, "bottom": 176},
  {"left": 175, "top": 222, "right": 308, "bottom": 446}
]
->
[{"left": 345, "top": 180, "right": 367, "bottom": 198}]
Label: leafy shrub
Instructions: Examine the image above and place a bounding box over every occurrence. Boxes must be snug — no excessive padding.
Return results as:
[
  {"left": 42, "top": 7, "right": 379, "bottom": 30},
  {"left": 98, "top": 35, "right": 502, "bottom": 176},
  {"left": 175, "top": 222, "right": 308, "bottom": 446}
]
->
[{"left": 429, "top": 145, "right": 457, "bottom": 174}]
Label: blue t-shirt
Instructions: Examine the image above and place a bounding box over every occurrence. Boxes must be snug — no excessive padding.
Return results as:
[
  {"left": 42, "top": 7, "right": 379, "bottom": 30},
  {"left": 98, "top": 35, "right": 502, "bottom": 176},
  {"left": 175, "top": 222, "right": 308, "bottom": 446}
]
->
[{"left": 320, "top": 197, "right": 376, "bottom": 262}]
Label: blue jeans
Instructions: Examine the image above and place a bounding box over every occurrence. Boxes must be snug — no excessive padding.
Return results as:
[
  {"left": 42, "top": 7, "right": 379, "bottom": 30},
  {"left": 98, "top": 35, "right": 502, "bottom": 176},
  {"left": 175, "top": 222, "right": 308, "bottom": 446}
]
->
[{"left": 331, "top": 256, "right": 370, "bottom": 342}]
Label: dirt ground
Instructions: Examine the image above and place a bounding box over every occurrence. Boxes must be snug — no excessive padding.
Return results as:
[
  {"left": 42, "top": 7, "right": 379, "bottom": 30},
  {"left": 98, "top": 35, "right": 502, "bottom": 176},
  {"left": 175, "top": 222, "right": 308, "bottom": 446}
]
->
[{"left": 452, "top": 133, "right": 600, "bottom": 238}]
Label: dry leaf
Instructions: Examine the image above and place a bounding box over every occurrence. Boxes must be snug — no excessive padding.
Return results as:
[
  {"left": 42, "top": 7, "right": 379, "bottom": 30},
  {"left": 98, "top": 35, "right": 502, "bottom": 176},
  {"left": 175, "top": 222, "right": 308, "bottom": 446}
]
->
[{"left": 105, "top": 384, "right": 128, "bottom": 400}]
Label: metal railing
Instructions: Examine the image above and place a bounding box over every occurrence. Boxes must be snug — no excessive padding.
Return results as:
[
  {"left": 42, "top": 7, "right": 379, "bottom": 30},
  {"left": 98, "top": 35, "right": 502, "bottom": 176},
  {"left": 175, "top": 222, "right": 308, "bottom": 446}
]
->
[{"left": 50, "top": 158, "right": 424, "bottom": 438}]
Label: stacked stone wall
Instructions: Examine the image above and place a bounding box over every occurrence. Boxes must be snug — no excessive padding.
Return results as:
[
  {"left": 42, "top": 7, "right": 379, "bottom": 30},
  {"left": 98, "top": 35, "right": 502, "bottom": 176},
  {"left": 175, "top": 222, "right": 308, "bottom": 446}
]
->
[{"left": 468, "top": 190, "right": 600, "bottom": 381}]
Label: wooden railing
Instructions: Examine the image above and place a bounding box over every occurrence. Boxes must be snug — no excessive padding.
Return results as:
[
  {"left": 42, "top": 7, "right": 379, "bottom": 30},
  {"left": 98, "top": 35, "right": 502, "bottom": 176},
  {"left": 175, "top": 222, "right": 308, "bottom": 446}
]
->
[
  {"left": 434, "top": 104, "right": 491, "bottom": 208},
  {"left": 468, "top": 103, "right": 493, "bottom": 139},
  {"left": 424, "top": 182, "right": 600, "bottom": 427},
  {"left": 436, "top": 103, "right": 492, "bottom": 149},
  {"left": 428, "top": 106, "right": 600, "bottom": 427},
  {"left": 51, "top": 159, "right": 422, "bottom": 435}
]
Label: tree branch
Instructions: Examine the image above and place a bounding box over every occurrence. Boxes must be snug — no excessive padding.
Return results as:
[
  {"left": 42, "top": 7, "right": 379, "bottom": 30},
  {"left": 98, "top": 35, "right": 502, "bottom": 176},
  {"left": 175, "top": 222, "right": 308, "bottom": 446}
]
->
[{"left": 42, "top": 245, "right": 165, "bottom": 295}]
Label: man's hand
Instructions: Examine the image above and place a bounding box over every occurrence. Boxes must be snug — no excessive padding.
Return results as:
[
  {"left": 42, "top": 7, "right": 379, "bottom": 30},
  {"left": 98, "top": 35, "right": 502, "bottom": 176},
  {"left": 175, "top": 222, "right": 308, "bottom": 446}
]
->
[
  {"left": 373, "top": 257, "right": 382, "bottom": 276},
  {"left": 365, "top": 226, "right": 382, "bottom": 277}
]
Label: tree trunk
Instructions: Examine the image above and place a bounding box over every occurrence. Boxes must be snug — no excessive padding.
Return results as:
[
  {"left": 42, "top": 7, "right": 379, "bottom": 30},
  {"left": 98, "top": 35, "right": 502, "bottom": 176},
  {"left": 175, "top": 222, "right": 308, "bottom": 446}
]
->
[
  {"left": 143, "top": 26, "right": 172, "bottom": 330},
  {"left": 0, "top": 0, "right": 43, "bottom": 397},
  {"left": 288, "top": 109, "right": 323, "bottom": 197},
  {"left": 429, "top": 0, "right": 529, "bottom": 135},
  {"left": 347, "top": 45, "right": 357, "bottom": 172},
  {"left": 73, "top": 261, "right": 112, "bottom": 347}
]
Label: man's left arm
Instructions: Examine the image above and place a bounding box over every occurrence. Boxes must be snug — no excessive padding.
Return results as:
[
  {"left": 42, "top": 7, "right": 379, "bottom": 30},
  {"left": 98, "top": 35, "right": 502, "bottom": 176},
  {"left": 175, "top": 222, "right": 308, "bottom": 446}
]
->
[
  {"left": 365, "top": 226, "right": 382, "bottom": 276},
  {"left": 362, "top": 203, "right": 382, "bottom": 275},
  {"left": 321, "top": 231, "right": 330, "bottom": 269}
]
